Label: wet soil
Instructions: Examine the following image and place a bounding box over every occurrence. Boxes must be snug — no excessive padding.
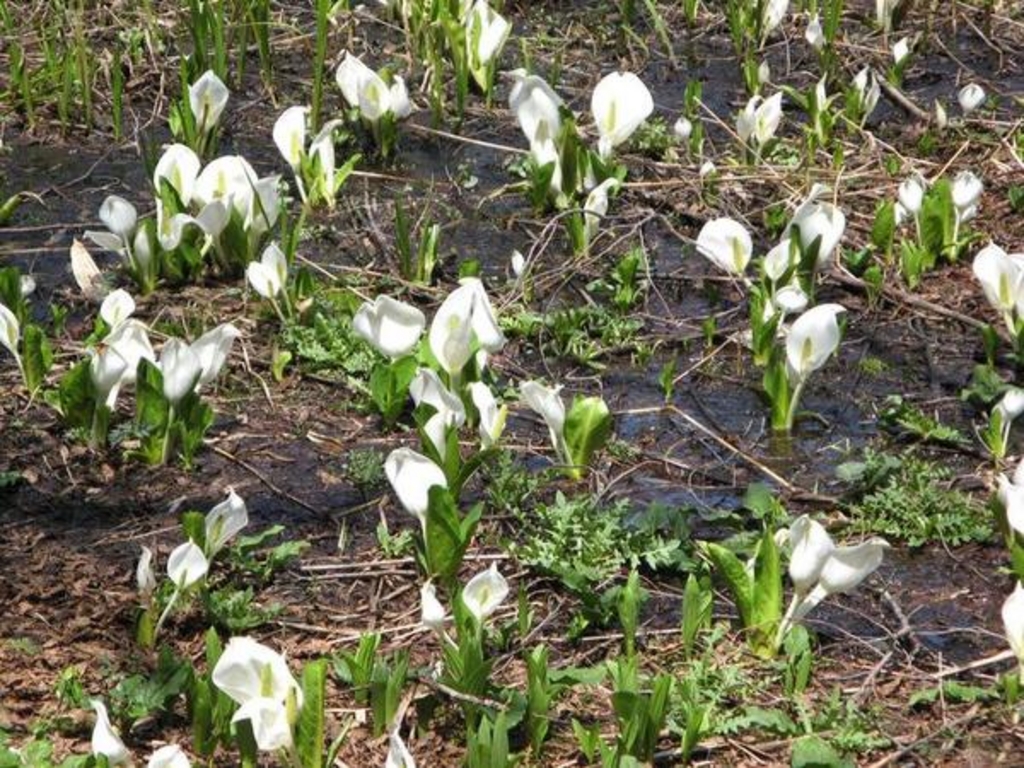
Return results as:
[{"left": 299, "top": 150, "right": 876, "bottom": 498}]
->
[{"left": 3, "top": 1, "right": 1024, "bottom": 765}]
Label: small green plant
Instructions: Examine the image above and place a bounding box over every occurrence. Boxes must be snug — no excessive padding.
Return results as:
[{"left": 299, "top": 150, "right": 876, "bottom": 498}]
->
[
  {"left": 511, "top": 492, "right": 691, "bottom": 594},
  {"left": 840, "top": 450, "right": 990, "bottom": 546}
]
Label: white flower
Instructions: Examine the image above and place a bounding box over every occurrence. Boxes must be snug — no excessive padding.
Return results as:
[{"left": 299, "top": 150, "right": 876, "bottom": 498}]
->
[
  {"left": 410, "top": 368, "right": 466, "bottom": 425},
  {"left": 461, "top": 564, "right": 509, "bottom": 623},
  {"left": 352, "top": 296, "right": 426, "bottom": 359},
  {"left": 898, "top": 174, "right": 927, "bottom": 215},
  {"left": 1003, "top": 582, "right": 1024, "bottom": 667},
  {"left": 934, "top": 99, "right": 948, "bottom": 130},
  {"left": 673, "top": 117, "right": 692, "bottom": 141},
  {"left": 699, "top": 160, "right": 716, "bottom": 179},
  {"left": 507, "top": 69, "right": 563, "bottom": 145},
  {"left": 468, "top": 382, "right": 506, "bottom": 448},
  {"left": 762, "top": 0, "right": 789, "bottom": 36},
  {"left": 973, "top": 243, "right": 1023, "bottom": 315},
  {"left": 952, "top": 170, "right": 983, "bottom": 222},
  {"left": 510, "top": 249, "right": 526, "bottom": 278},
  {"left": 273, "top": 106, "right": 308, "bottom": 169},
  {"left": 153, "top": 144, "right": 201, "bottom": 205},
  {"left": 892, "top": 37, "right": 911, "bottom": 66},
  {"left": 0, "top": 303, "right": 21, "bottom": 364},
  {"left": 583, "top": 178, "right": 620, "bottom": 247},
  {"left": 89, "top": 345, "right": 129, "bottom": 410},
  {"left": 191, "top": 322, "right": 241, "bottom": 388},
  {"left": 232, "top": 697, "right": 294, "bottom": 752},
  {"left": 104, "top": 319, "right": 155, "bottom": 387},
  {"left": 805, "top": 14, "right": 824, "bottom": 49},
  {"left": 137, "top": 546, "right": 157, "bottom": 601},
  {"left": 428, "top": 278, "right": 505, "bottom": 375},
  {"left": 90, "top": 700, "right": 130, "bottom": 765},
  {"left": 958, "top": 83, "right": 985, "bottom": 115},
  {"left": 520, "top": 380, "right": 566, "bottom": 458},
  {"left": 465, "top": 0, "right": 511, "bottom": 90},
  {"left": 100, "top": 289, "right": 135, "bottom": 330},
  {"left": 212, "top": 636, "right": 303, "bottom": 708},
  {"left": 852, "top": 67, "right": 880, "bottom": 121},
  {"left": 189, "top": 70, "right": 229, "bottom": 135},
  {"left": 147, "top": 745, "right": 191, "bottom": 768},
  {"left": 385, "top": 731, "right": 417, "bottom": 768},
  {"left": 384, "top": 447, "right": 448, "bottom": 525},
  {"left": 785, "top": 516, "right": 835, "bottom": 596},
  {"left": 696, "top": 218, "right": 753, "bottom": 276},
  {"left": 788, "top": 185, "right": 846, "bottom": 269},
  {"left": 764, "top": 239, "right": 795, "bottom": 282},
  {"left": 591, "top": 71, "right": 654, "bottom": 159},
  {"left": 247, "top": 242, "right": 288, "bottom": 299},
  {"left": 99, "top": 196, "right": 138, "bottom": 241},
  {"left": 159, "top": 338, "right": 203, "bottom": 404},
  {"left": 816, "top": 538, "right": 889, "bottom": 595},
  {"left": 737, "top": 93, "right": 783, "bottom": 148},
  {"left": 167, "top": 541, "right": 209, "bottom": 589},
  {"left": 336, "top": 53, "right": 411, "bottom": 122},
  {"left": 420, "top": 581, "right": 447, "bottom": 633},
  {"left": 785, "top": 303, "right": 846, "bottom": 383},
  {"left": 205, "top": 489, "right": 248, "bottom": 557}
]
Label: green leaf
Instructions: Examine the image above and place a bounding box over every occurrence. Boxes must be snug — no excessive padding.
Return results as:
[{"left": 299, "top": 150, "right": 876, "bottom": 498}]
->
[
  {"left": 791, "top": 735, "right": 852, "bottom": 768},
  {"left": 134, "top": 359, "right": 170, "bottom": 464},
  {"left": 564, "top": 395, "right": 612, "bottom": 479},
  {"left": 295, "top": 660, "right": 327, "bottom": 768},
  {"left": 751, "top": 528, "right": 782, "bottom": 646},
  {"left": 703, "top": 542, "right": 753, "bottom": 628},
  {"left": 21, "top": 324, "right": 52, "bottom": 393},
  {"left": 369, "top": 356, "right": 417, "bottom": 426},
  {"left": 423, "top": 486, "right": 477, "bottom": 585},
  {"left": 58, "top": 360, "right": 96, "bottom": 430}
]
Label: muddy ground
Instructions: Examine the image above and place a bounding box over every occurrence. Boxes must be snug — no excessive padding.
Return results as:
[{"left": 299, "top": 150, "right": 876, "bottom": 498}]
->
[{"left": 3, "top": 1, "right": 1024, "bottom": 765}]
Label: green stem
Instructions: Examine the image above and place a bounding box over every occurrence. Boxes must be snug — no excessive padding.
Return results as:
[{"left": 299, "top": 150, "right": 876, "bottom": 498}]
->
[
  {"left": 783, "top": 376, "right": 807, "bottom": 433},
  {"left": 153, "top": 587, "right": 181, "bottom": 643},
  {"left": 773, "top": 591, "right": 804, "bottom": 653},
  {"left": 161, "top": 403, "right": 176, "bottom": 465}
]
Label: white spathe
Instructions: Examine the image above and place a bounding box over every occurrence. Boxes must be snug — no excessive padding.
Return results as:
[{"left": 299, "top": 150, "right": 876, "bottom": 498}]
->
[
  {"left": 384, "top": 447, "right": 448, "bottom": 525},
  {"left": 737, "top": 93, "right": 783, "bottom": 148},
  {"left": 583, "top": 178, "right": 620, "bottom": 247},
  {"left": 789, "top": 185, "right": 846, "bottom": 268},
  {"left": 273, "top": 106, "right": 309, "bottom": 169},
  {"left": 137, "top": 545, "right": 157, "bottom": 600},
  {"left": 696, "top": 217, "right": 753, "bottom": 276},
  {"left": 520, "top": 380, "right": 566, "bottom": 457},
  {"left": 420, "top": 581, "right": 447, "bottom": 633},
  {"left": 247, "top": 242, "right": 288, "bottom": 299},
  {"left": 468, "top": 381, "right": 507, "bottom": 448},
  {"left": 786, "top": 516, "right": 835, "bottom": 596},
  {"left": 507, "top": 69, "right": 564, "bottom": 145},
  {"left": 160, "top": 338, "right": 203, "bottom": 404},
  {"left": 90, "top": 700, "right": 131, "bottom": 765},
  {"left": 958, "top": 83, "right": 985, "bottom": 115},
  {"left": 205, "top": 489, "right": 249, "bottom": 557},
  {"left": 191, "top": 322, "right": 241, "bottom": 388},
  {"left": 428, "top": 278, "right": 505, "bottom": 375},
  {"left": 785, "top": 303, "right": 846, "bottom": 383},
  {"left": 100, "top": 289, "right": 135, "bottom": 330},
  {"left": 336, "top": 53, "right": 411, "bottom": 122},
  {"left": 1003, "top": 582, "right": 1024, "bottom": 667},
  {"left": 352, "top": 295, "right": 426, "bottom": 359},
  {"left": 189, "top": 70, "right": 229, "bottom": 135},
  {"left": 147, "top": 744, "right": 192, "bottom": 768},
  {"left": 461, "top": 563, "right": 509, "bottom": 623},
  {"left": 0, "top": 303, "right": 21, "bottom": 363},
  {"left": 99, "top": 196, "right": 138, "bottom": 241},
  {"left": 591, "top": 71, "right": 654, "bottom": 159},
  {"left": 973, "top": 243, "right": 1024, "bottom": 315},
  {"left": 153, "top": 144, "right": 201, "bottom": 205},
  {"left": 167, "top": 541, "right": 209, "bottom": 589}
]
